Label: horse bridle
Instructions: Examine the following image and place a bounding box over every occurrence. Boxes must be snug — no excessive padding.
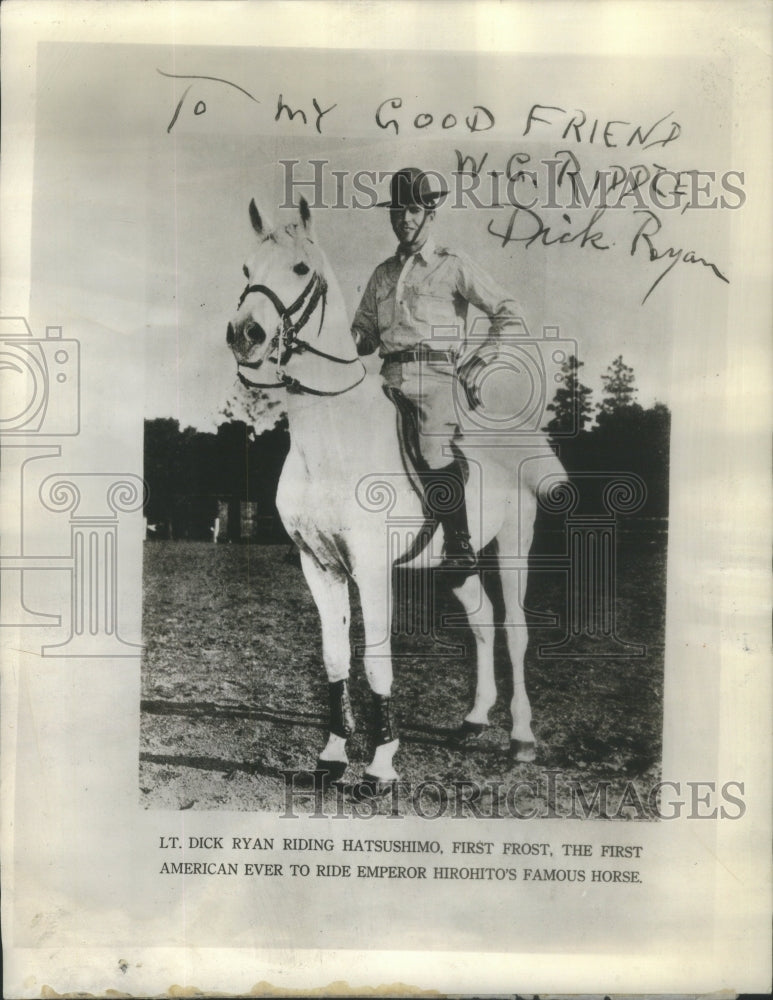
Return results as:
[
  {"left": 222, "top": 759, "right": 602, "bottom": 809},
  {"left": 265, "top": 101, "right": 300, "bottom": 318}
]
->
[{"left": 235, "top": 271, "right": 365, "bottom": 395}]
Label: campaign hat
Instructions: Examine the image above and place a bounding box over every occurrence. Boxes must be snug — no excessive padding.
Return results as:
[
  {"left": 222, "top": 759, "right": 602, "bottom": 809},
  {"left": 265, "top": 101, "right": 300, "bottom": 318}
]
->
[{"left": 378, "top": 167, "right": 448, "bottom": 209}]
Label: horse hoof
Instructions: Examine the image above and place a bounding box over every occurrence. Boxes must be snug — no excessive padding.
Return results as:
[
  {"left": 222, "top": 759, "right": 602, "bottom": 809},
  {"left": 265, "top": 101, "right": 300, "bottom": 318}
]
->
[
  {"left": 510, "top": 739, "right": 536, "bottom": 763},
  {"left": 347, "top": 774, "right": 397, "bottom": 801},
  {"left": 449, "top": 720, "right": 488, "bottom": 748},
  {"left": 285, "top": 761, "right": 347, "bottom": 790},
  {"left": 314, "top": 758, "right": 348, "bottom": 786}
]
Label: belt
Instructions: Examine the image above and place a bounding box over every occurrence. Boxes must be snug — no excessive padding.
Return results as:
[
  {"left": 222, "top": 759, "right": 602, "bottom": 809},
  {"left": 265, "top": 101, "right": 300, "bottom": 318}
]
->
[{"left": 382, "top": 349, "right": 455, "bottom": 364}]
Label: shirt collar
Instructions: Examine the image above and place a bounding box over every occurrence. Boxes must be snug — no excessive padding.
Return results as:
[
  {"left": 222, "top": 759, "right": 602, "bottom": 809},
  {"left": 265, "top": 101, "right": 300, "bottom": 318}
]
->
[{"left": 397, "top": 237, "right": 436, "bottom": 265}]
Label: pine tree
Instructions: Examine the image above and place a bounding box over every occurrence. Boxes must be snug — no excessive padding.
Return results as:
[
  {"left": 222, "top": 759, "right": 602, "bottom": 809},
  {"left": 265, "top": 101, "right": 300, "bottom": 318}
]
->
[
  {"left": 597, "top": 355, "right": 638, "bottom": 417},
  {"left": 544, "top": 354, "right": 594, "bottom": 436}
]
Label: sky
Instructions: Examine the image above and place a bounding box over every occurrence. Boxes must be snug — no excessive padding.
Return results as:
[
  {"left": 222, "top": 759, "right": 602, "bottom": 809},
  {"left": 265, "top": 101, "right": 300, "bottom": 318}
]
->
[{"left": 30, "top": 41, "right": 734, "bottom": 433}]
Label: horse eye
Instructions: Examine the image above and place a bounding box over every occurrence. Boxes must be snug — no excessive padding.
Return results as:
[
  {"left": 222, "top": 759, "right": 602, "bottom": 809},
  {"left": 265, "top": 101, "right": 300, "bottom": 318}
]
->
[
  {"left": 293, "top": 262, "right": 310, "bottom": 275},
  {"left": 242, "top": 264, "right": 249, "bottom": 278}
]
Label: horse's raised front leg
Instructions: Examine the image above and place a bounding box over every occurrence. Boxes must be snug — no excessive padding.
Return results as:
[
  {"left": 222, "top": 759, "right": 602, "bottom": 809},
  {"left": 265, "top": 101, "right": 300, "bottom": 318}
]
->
[
  {"left": 353, "top": 560, "right": 399, "bottom": 788},
  {"left": 299, "top": 551, "right": 354, "bottom": 782},
  {"left": 449, "top": 572, "right": 496, "bottom": 746}
]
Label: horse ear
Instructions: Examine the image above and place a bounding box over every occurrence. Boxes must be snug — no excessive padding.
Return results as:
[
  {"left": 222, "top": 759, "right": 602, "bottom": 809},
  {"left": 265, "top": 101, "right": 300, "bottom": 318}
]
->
[
  {"left": 249, "top": 199, "right": 264, "bottom": 236},
  {"left": 299, "top": 197, "right": 312, "bottom": 231}
]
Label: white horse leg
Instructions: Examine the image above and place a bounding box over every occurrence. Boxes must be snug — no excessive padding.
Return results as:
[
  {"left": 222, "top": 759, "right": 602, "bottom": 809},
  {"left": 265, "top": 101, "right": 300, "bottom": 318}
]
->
[
  {"left": 355, "top": 563, "right": 399, "bottom": 785},
  {"left": 449, "top": 572, "right": 496, "bottom": 743},
  {"left": 499, "top": 568, "right": 536, "bottom": 761},
  {"left": 299, "top": 551, "right": 354, "bottom": 779},
  {"left": 497, "top": 502, "right": 538, "bottom": 762}
]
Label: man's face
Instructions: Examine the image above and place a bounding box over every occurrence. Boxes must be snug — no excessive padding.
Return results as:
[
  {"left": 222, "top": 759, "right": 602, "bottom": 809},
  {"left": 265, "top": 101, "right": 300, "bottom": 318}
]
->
[{"left": 390, "top": 204, "right": 435, "bottom": 251}]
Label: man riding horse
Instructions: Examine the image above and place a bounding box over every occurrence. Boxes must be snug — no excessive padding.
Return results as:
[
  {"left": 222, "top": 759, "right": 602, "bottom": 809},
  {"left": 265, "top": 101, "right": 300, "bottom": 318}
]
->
[
  {"left": 227, "top": 186, "right": 561, "bottom": 791},
  {"left": 352, "top": 166, "right": 523, "bottom": 574}
]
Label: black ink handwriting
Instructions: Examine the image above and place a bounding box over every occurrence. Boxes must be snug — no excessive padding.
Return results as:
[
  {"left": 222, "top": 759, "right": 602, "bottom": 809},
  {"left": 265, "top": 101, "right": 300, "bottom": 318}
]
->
[
  {"left": 157, "top": 69, "right": 259, "bottom": 101},
  {"left": 487, "top": 206, "right": 612, "bottom": 251},
  {"left": 276, "top": 94, "right": 337, "bottom": 134},
  {"left": 158, "top": 69, "right": 259, "bottom": 132},
  {"left": 159, "top": 69, "right": 338, "bottom": 135},
  {"left": 630, "top": 209, "right": 729, "bottom": 303},
  {"left": 523, "top": 104, "right": 681, "bottom": 149},
  {"left": 375, "top": 97, "right": 494, "bottom": 135}
]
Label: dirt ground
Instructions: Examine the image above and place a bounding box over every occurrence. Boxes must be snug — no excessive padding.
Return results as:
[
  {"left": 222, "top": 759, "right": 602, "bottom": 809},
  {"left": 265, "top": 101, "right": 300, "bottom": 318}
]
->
[{"left": 140, "top": 527, "right": 666, "bottom": 818}]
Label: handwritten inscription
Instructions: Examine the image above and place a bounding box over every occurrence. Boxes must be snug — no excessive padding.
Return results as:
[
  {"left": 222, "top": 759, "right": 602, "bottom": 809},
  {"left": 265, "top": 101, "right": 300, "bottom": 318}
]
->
[
  {"left": 157, "top": 69, "right": 735, "bottom": 303},
  {"left": 631, "top": 209, "right": 729, "bottom": 302},
  {"left": 455, "top": 149, "right": 745, "bottom": 214},
  {"left": 487, "top": 207, "right": 612, "bottom": 252},
  {"left": 486, "top": 203, "right": 728, "bottom": 303},
  {"left": 160, "top": 70, "right": 260, "bottom": 132},
  {"left": 523, "top": 105, "right": 682, "bottom": 149},
  {"left": 276, "top": 94, "right": 337, "bottom": 134},
  {"left": 159, "top": 69, "right": 337, "bottom": 135},
  {"left": 375, "top": 97, "right": 495, "bottom": 134},
  {"left": 462, "top": 147, "right": 733, "bottom": 302}
]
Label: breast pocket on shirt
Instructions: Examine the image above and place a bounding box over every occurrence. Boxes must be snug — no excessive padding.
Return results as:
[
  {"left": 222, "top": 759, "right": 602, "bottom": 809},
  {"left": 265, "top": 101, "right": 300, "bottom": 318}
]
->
[{"left": 413, "top": 292, "right": 462, "bottom": 340}]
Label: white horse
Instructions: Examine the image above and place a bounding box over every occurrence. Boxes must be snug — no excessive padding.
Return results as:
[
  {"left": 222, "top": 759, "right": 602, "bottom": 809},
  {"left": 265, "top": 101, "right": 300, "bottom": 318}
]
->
[{"left": 226, "top": 197, "right": 566, "bottom": 791}]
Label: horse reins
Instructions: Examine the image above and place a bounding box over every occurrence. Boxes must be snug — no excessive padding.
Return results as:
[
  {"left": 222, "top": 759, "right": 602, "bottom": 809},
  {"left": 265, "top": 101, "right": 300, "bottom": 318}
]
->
[{"left": 235, "top": 271, "right": 365, "bottom": 395}]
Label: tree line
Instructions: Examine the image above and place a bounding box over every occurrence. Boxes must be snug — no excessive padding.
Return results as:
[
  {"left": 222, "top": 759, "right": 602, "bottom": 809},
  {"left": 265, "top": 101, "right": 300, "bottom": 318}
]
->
[
  {"left": 143, "top": 357, "right": 669, "bottom": 540},
  {"left": 543, "top": 354, "right": 670, "bottom": 519},
  {"left": 143, "top": 413, "right": 290, "bottom": 540}
]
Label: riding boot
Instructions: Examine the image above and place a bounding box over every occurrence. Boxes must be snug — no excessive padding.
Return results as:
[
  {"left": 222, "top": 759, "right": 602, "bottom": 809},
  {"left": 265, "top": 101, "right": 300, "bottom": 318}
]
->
[
  {"left": 312, "top": 680, "right": 355, "bottom": 787},
  {"left": 371, "top": 692, "right": 396, "bottom": 748},
  {"left": 423, "top": 461, "right": 478, "bottom": 574},
  {"left": 350, "top": 692, "right": 399, "bottom": 798}
]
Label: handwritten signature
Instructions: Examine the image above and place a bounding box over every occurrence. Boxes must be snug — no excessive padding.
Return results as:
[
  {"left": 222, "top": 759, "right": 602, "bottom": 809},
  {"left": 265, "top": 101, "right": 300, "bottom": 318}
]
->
[
  {"left": 487, "top": 205, "right": 728, "bottom": 303},
  {"left": 488, "top": 205, "right": 611, "bottom": 252},
  {"left": 630, "top": 209, "right": 729, "bottom": 302}
]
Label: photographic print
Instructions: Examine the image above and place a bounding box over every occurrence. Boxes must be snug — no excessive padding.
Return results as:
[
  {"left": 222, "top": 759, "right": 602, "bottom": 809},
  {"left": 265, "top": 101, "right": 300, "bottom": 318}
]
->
[{"left": 139, "top": 99, "right": 672, "bottom": 821}]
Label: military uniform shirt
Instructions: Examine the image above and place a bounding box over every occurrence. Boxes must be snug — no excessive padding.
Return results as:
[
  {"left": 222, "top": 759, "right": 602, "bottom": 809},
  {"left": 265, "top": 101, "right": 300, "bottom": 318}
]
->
[{"left": 351, "top": 239, "right": 521, "bottom": 357}]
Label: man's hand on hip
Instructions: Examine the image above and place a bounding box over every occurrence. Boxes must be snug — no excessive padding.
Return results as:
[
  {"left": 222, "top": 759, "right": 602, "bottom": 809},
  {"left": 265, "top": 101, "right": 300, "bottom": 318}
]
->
[{"left": 456, "top": 353, "right": 487, "bottom": 409}]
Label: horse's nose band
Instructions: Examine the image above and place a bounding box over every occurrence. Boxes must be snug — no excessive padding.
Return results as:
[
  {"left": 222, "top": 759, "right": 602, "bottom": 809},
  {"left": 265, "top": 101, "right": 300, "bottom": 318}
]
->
[
  {"left": 237, "top": 280, "right": 297, "bottom": 315},
  {"left": 233, "top": 269, "right": 365, "bottom": 395},
  {"left": 236, "top": 272, "right": 325, "bottom": 363}
]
